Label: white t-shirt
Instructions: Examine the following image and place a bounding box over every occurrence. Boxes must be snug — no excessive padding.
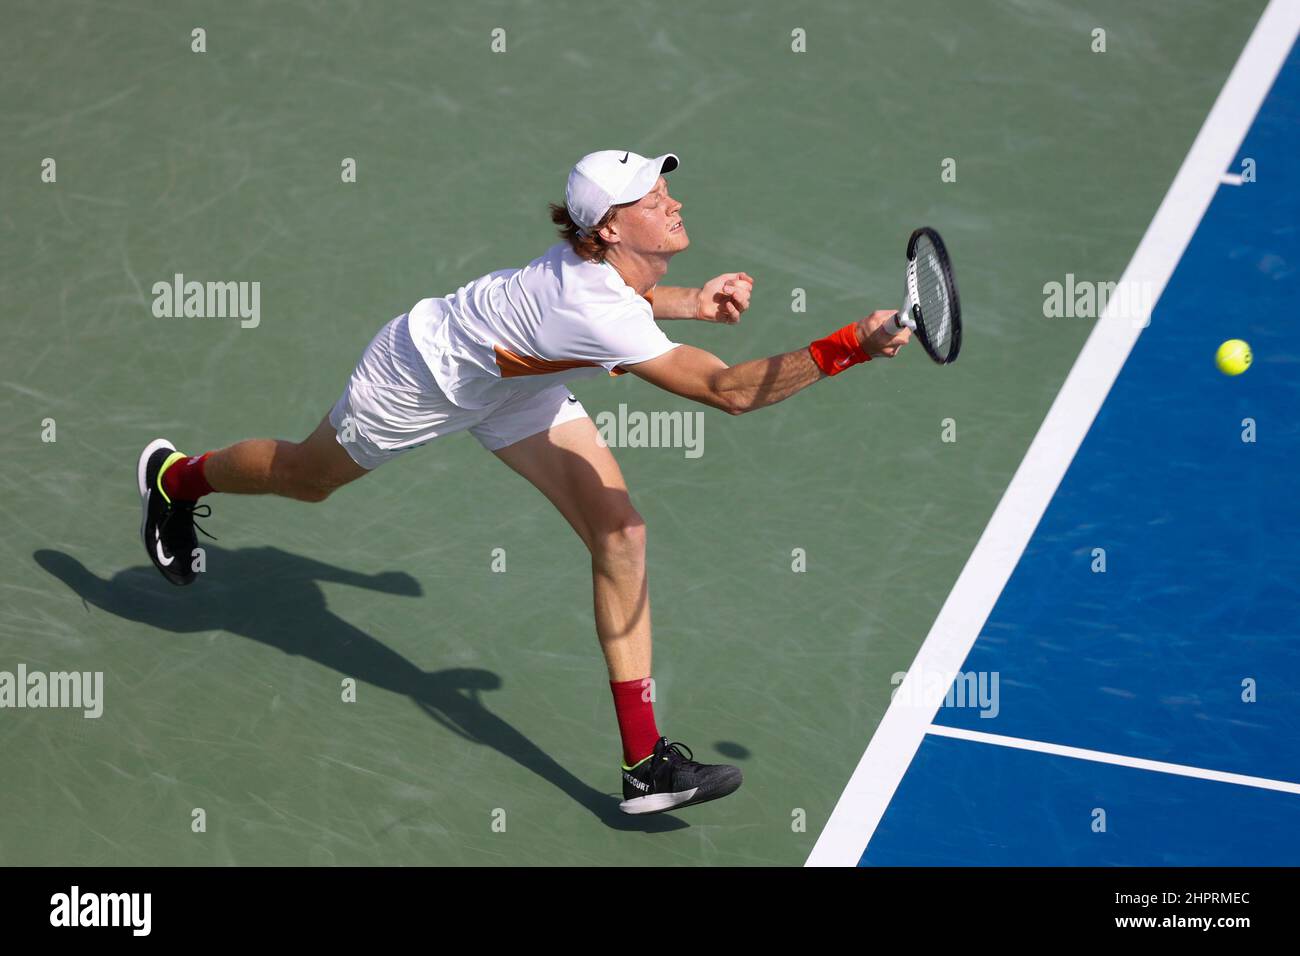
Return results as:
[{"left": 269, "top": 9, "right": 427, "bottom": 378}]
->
[{"left": 406, "top": 242, "right": 680, "bottom": 409}]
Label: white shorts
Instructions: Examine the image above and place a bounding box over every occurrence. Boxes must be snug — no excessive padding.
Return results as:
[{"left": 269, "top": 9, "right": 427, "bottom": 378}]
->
[{"left": 328, "top": 313, "right": 590, "bottom": 469}]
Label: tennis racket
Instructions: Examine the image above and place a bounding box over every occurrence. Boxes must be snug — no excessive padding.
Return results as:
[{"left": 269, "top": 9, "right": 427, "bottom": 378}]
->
[{"left": 884, "top": 227, "right": 962, "bottom": 365}]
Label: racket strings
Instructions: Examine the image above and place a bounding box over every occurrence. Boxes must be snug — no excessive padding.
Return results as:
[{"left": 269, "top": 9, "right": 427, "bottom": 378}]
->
[{"left": 912, "top": 240, "right": 955, "bottom": 359}]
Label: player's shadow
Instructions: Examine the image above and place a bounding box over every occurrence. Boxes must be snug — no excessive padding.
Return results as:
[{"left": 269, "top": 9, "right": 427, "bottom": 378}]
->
[{"left": 34, "top": 546, "right": 684, "bottom": 833}]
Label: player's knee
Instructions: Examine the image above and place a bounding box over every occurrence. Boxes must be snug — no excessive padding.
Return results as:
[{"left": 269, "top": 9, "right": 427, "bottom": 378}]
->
[
  {"left": 295, "top": 482, "right": 335, "bottom": 503},
  {"left": 279, "top": 439, "right": 350, "bottom": 502},
  {"left": 592, "top": 511, "right": 647, "bottom": 565},
  {"left": 285, "top": 468, "right": 339, "bottom": 503}
]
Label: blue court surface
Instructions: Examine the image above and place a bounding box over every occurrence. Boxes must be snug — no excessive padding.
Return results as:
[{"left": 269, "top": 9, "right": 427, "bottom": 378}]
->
[{"left": 828, "top": 19, "right": 1299, "bottom": 867}]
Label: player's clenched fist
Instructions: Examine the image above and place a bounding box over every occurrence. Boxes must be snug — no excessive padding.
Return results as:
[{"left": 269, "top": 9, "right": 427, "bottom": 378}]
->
[
  {"left": 696, "top": 272, "right": 754, "bottom": 323},
  {"left": 856, "top": 310, "right": 911, "bottom": 358}
]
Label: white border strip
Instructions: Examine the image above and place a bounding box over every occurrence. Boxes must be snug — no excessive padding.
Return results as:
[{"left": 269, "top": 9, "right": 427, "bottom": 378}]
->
[
  {"left": 808, "top": 0, "right": 1300, "bottom": 867},
  {"left": 928, "top": 725, "right": 1300, "bottom": 796}
]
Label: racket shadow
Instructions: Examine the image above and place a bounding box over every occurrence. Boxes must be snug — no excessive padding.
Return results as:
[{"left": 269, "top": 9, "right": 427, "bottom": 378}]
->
[{"left": 33, "top": 546, "right": 686, "bottom": 835}]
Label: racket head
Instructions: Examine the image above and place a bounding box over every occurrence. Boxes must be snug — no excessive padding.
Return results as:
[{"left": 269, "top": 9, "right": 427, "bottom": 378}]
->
[{"left": 902, "top": 227, "right": 962, "bottom": 365}]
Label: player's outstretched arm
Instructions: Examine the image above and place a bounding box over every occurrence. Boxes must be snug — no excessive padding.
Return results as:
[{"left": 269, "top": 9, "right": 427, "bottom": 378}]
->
[{"left": 628, "top": 309, "right": 909, "bottom": 415}]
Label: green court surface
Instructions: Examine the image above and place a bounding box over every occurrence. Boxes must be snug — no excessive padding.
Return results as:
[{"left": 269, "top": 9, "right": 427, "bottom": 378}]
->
[{"left": 1, "top": 1, "right": 1263, "bottom": 865}]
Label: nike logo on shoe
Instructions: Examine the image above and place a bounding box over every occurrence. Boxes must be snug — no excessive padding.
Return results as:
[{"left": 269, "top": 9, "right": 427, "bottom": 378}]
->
[
  {"left": 619, "top": 152, "right": 629, "bottom": 164},
  {"left": 154, "top": 530, "right": 174, "bottom": 566}
]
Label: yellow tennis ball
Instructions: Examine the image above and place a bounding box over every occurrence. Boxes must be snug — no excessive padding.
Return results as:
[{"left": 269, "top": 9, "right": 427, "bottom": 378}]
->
[{"left": 1215, "top": 339, "right": 1252, "bottom": 376}]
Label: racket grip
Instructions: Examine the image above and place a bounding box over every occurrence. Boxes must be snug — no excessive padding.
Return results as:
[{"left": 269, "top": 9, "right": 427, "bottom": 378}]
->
[{"left": 886, "top": 310, "right": 914, "bottom": 333}]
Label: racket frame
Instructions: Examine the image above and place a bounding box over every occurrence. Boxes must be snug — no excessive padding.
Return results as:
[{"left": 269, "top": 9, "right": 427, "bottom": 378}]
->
[{"left": 889, "top": 226, "right": 962, "bottom": 365}]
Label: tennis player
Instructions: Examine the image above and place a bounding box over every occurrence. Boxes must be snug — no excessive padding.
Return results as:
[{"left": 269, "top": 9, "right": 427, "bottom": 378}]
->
[{"left": 137, "top": 149, "right": 910, "bottom": 815}]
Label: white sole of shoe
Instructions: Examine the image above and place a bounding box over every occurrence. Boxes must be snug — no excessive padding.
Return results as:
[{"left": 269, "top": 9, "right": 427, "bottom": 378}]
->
[
  {"left": 137, "top": 437, "right": 174, "bottom": 555},
  {"left": 618, "top": 787, "right": 700, "bottom": 815}
]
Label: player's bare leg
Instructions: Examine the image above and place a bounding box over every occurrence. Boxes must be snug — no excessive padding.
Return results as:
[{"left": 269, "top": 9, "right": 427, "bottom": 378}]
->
[
  {"left": 492, "top": 416, "right": 651, "bottom": 681},
  {"left": 203, "top": 416, "right": 369, "bottom": 502},
  {"left": 493, "top": 416, "right": 741, "bottom": 813}
]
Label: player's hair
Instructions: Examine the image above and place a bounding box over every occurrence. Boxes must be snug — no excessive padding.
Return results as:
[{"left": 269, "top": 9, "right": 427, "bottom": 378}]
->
[{"left": 548, "top": 201, "right": 628, "bottom": 263}]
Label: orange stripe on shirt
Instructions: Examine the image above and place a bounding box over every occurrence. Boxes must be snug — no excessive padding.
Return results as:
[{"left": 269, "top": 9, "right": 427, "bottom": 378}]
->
[
  {"left": 493, "top": 345, "right": 626, "bottom": 378},
  {"left": 493, "top": 293, "right": 653, "bottom": 379}
]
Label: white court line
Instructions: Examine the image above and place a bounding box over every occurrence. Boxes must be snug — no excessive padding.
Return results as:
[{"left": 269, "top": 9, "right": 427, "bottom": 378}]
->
[
  {"left": 807, "top": 0, "right": 1300, "bottom": 867},
  {"left": 927, "top": 725, "right": 1300, "bottom": 796},
  {"left": 1220, "top": 171, "right": 1246, "bottom": 185}
]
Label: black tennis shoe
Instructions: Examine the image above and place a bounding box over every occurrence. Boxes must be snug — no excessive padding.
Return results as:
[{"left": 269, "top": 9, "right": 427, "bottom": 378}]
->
[
  {"left": 619, "top": 737, "right": 742, "bottom": 814},
  {"left": 137, "top": 438, "right": 213, "bottom": 587}
]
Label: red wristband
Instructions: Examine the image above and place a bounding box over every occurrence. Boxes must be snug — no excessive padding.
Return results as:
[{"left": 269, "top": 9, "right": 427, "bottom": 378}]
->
[{"left": 808, "top": 322, "right": 870, "bottom": 375}]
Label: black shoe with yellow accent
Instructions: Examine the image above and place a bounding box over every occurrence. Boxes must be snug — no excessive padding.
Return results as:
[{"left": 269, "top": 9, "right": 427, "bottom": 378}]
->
[
  {"left": 618, "top": 737, "right": 742, "bottom": 814},
  {"left": 137, "top": 438, "right": 213, "bottom": 587}
]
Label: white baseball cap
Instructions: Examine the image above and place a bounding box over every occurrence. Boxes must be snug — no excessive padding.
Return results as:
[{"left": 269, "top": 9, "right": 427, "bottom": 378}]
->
[{"left": 565, "top": 150, "right": 680, "bottom": 235}]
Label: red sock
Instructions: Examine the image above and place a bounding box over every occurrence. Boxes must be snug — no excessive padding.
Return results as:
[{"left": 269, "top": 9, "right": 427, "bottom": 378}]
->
[
  {"left": 610, "top": 677, "right": 661, "bottom": 766},
  {"left": 161, "top": 452, "right": 214, "bottom": 501}
]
